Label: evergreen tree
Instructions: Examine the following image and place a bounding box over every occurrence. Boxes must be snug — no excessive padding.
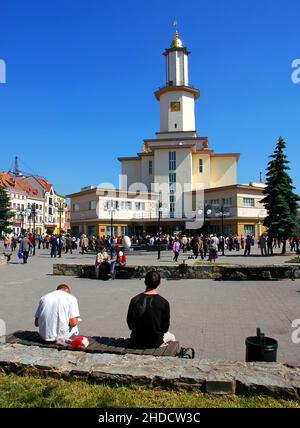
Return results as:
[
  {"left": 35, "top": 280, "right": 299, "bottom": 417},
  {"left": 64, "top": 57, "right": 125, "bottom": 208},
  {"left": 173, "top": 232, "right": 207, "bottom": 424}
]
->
[
  {"left": 0, "top": 186, "right": 13, "bottom": 235},
  {"left": 261, "top": 137, "right": 300, "bottom": 254}
]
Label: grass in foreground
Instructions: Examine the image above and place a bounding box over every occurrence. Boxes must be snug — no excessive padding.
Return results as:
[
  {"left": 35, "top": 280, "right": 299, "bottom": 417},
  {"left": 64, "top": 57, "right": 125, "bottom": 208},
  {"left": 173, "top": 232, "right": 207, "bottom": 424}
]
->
[
  {"left": 193, "top": 261, "right": 232, "bottom": 266},
  {"left": 287, "top": 257, "right": 300, "bottom": 263},
  {"left": 0, "top": 373, "right": 299, "bottom": 408}
]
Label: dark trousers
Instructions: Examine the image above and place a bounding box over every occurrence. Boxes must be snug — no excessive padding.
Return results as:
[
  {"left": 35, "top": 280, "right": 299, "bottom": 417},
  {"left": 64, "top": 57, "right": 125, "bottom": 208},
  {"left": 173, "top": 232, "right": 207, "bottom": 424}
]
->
[
  {"left": 65, "top": 246, "right": 72, "bottom": 254},
  {"left": 97, "top": 262, "right": 110, "bottom": 280},
  {"left": 173, "top": 251, "right": 179, "bottom": 262},
  {"left": 244, "top": 246, "right": 251, "bottom": 256},
  {"left": 51, "top": 247, "right": 57, "bottom": 258},
  {"left": 260, "top": 247, "right": 267, "bottom": 256},
  {"left": 23, "top": 251, "right": 29, "bottom": 264}
]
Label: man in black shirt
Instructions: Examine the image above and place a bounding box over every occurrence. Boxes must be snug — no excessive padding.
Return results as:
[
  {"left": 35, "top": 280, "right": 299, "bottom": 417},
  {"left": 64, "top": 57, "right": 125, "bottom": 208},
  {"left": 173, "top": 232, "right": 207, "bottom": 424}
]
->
[{"left": 127, "top": 271, "right": 175, "bottom": 349}]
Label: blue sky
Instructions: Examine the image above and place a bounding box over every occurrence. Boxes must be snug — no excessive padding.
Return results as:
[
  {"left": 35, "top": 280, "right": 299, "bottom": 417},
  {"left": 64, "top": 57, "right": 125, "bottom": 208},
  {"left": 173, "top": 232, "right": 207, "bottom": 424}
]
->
[{"left": 0, "top": 0, "right": 299, "bottom": 195}]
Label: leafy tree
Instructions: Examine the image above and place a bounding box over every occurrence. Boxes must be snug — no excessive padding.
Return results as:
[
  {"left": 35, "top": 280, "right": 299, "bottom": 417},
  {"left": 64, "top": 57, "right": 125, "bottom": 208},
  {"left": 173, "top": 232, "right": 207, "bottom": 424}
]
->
[
  {"left": 261, "top": 137, "right": 300, "bottom": 254},
  {"left": 0, "top": 186, "right": 13, "bottom": 236}
]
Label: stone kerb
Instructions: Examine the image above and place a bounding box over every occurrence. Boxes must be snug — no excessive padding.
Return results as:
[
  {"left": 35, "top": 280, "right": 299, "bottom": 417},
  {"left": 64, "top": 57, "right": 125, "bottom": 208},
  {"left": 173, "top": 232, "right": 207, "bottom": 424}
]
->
[
  {"left": 1, "top": 343, "right": 300, "bottom": 397},
  {"left": 53, "top": 263, "right": 300, "bottom": 281}
]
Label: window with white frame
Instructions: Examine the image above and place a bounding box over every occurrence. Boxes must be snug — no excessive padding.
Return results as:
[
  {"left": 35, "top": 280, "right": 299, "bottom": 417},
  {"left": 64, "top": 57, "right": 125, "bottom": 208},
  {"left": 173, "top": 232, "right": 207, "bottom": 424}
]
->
[
  {"left": 243, "top": 198, "right": 255, "bottom": 207},
  {"left": 72, "top": 203, "right": 79, "bottom": 212},
  {"left": 244, "top": 224, "right": 255, "bottom": 236},
  {"left": 135, "top": 202, "right": 145, "bottom": 211},
  {"left": 169, "top": 151, "right": 176, "bottom": 171},
  {"left": 169, "top": 173, "right": 176, "bottom": 193},
  {"left": 222, "top": 198, "right": 232, "bottom": 207},
  {"left": 105, "top": 200, "right": 119, "bottom": 210},
  {"left": 199, "top": 159, "right": 203, "bottom": 173},
  {"left": 149, "top": 160, "right": 153, "bottom": 175},
  {"left": 88, "top": 200, "right": 97, "bottom": 210},
  {"left": 170, "top": 194, "right": 175, "bottom": 217}
]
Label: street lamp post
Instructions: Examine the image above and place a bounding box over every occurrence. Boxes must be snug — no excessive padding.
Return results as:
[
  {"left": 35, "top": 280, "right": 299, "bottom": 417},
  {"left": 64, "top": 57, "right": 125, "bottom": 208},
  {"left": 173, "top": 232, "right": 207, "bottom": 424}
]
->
[
  {"left": 197, "top": 205, "right": 212, "bottom": 234},
  {"left": 16, "top": 210, "right": 26, "bottom": 235},
  {"left": 158, "top": 200, "right": 162, "bottom": 260},
  {"left": 28, "top": 203, "right": 40, "bottom": 256},
  {"left": 55, "top": 201, "right": 67, "bottom": 236},
  {"left": 107, "top": 204, "right": 118, "bottom": 258}
]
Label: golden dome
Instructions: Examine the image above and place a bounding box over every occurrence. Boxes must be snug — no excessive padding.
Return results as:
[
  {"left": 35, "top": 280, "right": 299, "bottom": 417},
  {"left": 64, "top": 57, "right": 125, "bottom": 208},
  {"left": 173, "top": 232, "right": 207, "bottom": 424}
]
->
[{"left": 171, "top": 30, "right": 183, "bottom": 48}]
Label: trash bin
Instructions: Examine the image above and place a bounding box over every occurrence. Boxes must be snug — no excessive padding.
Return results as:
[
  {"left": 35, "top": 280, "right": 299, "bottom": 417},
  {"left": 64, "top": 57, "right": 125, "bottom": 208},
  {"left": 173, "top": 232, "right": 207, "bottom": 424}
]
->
[{"left": 245, "top": 328, "right": 278, "bottom": 362}]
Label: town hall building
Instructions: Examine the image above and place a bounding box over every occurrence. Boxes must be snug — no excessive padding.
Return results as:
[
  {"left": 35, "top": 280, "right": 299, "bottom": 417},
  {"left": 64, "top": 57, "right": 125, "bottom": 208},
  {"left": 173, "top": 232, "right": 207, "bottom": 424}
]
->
[{"left": 69, "top": 31, "right": 266, "bottom": 238}]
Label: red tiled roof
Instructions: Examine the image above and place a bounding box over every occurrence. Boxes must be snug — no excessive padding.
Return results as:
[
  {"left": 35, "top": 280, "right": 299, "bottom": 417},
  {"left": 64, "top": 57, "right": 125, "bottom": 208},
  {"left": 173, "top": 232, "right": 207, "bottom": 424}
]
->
[
  {"left": 0, "top": 172, "right": 40, "bottom": 197},
  {"left": 34, "top": 177, "right": 52, "bottom": 192}
]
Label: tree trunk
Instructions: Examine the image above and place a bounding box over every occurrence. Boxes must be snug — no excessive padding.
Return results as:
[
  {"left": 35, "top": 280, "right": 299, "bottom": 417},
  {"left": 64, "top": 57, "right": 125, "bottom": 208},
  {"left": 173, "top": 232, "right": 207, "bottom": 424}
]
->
[{"left": 281, "top": 239, "right": 286, "bottom": 255}]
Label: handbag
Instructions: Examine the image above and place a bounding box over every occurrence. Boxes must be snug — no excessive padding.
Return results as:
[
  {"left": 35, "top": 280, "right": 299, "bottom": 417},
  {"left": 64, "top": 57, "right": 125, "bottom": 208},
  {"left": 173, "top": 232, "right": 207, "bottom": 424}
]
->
[{"left": 18, "top": 249, "right": 24, "bottom": 259}]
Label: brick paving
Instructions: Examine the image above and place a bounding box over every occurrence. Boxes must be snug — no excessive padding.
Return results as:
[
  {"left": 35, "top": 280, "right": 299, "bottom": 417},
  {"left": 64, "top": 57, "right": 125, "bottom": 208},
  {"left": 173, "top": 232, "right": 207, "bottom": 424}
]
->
[{"left": 0, "top": 245, "right": 300, "bottom": 363}]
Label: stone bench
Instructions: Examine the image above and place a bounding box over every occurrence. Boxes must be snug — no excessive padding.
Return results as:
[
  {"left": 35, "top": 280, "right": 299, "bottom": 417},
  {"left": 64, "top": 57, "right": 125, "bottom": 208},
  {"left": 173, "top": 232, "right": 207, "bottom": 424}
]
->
[{"left": 5, "top": 330, "right": 194, "bottom": 358}]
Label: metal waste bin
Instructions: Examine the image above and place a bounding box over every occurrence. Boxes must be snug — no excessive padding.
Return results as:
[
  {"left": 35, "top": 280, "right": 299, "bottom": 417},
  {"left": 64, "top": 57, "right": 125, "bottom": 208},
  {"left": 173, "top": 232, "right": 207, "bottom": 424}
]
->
[{"left": 245, "top": 328, "right": 278, "bottom": 362}]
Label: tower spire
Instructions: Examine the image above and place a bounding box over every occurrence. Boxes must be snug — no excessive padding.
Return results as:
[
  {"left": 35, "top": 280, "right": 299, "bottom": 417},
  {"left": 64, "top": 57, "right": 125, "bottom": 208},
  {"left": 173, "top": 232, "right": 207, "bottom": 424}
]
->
[{"left": 171, "top": 20, "right": 183, "bottom": 48}]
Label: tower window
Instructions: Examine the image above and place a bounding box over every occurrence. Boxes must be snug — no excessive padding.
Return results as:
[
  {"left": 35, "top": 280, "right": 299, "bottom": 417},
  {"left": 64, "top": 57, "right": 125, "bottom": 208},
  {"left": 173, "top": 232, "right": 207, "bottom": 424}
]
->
[
  {"left": 149, "top": 160, "right": 153, "bottom": 175},
  {"left": 170, "top": 101, "right": 180, "bottom": 112},
  {"left": 199, "top": 159, "right": 203, "bottom": 173},
  {"left": 174, "top": 123, "right": 177, "bottom": 129},
  {"left": 169, "top": 173, "right": 176, "bottom": 193},
  {"left": 169, "top": 151, "right": 176, "bottom": 171}
]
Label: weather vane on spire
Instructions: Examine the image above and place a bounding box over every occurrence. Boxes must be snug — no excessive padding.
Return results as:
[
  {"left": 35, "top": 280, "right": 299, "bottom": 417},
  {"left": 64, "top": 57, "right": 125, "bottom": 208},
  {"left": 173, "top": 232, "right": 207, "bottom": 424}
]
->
[{"left": 173, "top": 19, "right": 178, "bottom": 32}]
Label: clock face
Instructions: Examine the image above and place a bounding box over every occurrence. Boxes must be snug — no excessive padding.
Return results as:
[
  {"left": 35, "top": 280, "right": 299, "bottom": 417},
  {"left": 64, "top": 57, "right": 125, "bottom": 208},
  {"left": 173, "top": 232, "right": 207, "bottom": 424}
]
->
[{"left": 170, "top": 101, "right": 180, "bottom": 112}]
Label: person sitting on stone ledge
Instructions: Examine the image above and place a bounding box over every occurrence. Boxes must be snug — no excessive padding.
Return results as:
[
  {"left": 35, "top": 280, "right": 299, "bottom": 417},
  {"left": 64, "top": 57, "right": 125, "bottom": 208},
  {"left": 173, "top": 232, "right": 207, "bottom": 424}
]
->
[
  {"left": 110, "top": 247, "right": 127, "bottom": 279},
  {"left": 34, "top": 284, "right": 80, "bottom": 343},
  {"left": 126, "top": 271, "right": 175, "bottom": 349},
  {"left": 95, "top": 247, "right": 110, "bottom": 280}
]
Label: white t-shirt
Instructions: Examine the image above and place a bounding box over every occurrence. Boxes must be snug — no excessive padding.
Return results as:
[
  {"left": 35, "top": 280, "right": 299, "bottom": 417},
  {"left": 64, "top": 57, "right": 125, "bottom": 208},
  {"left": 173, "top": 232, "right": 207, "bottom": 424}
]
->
[{"left": 35, "top": 290, "right": 80, "bottom": 341}]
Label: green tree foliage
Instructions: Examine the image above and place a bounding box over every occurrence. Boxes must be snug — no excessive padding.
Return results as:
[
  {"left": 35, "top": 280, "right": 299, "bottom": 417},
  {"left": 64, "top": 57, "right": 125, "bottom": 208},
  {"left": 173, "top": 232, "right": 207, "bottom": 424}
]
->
[
  {"left": 0, "top": 186, "right": 13, "bottom": 234},
  {"left": 261, "top": 137, "right": 300, "bottom": 254}
]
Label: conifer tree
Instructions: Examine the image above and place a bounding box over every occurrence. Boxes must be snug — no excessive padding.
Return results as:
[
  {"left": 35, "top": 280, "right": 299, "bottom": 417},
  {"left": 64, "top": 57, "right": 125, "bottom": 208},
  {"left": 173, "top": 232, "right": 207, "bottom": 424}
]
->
[
  {"left": 261, "top": 137, "right": 300, "bottom": 254},
  {"left": 0, "top": 186, "right": 13, "bottom": 235}
]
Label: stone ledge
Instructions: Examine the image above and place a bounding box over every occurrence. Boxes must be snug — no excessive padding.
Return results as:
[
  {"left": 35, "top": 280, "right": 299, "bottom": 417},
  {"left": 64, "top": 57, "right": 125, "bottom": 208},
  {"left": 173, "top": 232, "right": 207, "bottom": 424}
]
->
[
  {"left": 1, "top": 343, "right": 300, "bottom": 397},
  {"left": 53, "top": 263, "right": 300, "bottom": 281}
]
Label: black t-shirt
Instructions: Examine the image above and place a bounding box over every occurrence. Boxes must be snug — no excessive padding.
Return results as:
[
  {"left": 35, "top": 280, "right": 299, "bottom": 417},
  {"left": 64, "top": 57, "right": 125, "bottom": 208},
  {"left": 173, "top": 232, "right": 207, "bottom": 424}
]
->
[{"left": 126, "top": 293, "right": 170, "bottom": 349}]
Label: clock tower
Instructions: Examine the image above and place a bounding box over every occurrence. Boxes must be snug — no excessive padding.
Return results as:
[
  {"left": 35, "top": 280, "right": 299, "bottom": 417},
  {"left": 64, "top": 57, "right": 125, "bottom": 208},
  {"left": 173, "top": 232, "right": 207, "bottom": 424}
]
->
[{"left": 154, "top": 30, "right": 200, "bottom": 134}]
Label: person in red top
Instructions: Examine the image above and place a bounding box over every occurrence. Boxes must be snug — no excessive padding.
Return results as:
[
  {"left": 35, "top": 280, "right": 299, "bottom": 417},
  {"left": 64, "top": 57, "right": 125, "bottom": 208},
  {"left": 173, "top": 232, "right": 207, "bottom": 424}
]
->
[
  {"left": 28, "top": 233, "right": 35, "bottom": 254},
  {"left": 110, "top": 248, "right": 127, "bottom": 279}
]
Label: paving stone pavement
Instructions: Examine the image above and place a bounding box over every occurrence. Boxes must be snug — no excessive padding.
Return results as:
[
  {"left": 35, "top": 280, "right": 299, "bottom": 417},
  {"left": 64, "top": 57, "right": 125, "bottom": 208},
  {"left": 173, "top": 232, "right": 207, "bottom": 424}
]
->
[{"left": 0, "top": 245, "right": 300, "bottom": 363}]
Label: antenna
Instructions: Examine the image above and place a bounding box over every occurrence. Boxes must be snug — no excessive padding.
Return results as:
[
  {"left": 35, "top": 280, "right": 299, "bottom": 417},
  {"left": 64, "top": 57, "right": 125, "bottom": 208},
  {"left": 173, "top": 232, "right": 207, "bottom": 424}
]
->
[
  {"left": 14, "top": 156, "right": 21, "bottom": 176},
  {"left": 9, "top": 156, "right": 23, "bottom": 177},
  {"left": 8, "top": 156, "right": 47, "bottom": 181},
  {"left": 259, "top": 171, "right": 263, "bottom": 183}
]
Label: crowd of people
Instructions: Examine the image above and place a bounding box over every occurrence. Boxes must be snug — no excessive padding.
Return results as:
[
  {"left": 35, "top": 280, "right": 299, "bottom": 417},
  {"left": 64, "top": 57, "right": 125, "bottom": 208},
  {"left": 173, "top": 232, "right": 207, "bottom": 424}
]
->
[{"left": 1, "top": 230, "right": 300, "bottom": 266}]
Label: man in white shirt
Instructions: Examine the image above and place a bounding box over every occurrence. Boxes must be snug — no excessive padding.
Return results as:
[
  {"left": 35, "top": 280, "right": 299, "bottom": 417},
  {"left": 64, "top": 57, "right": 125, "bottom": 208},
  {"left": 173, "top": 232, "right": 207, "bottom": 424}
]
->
[{"left": 34, "top": 284, "right": 80, "bottom": 342}]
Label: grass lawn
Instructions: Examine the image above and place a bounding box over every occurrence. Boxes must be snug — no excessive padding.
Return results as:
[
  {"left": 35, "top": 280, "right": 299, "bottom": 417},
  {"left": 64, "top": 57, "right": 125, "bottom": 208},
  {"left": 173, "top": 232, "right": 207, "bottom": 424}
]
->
[
  {"left": 0, "top": 373, "right": 299, "bottom": 408},
  {"left": 287, "top": 257, "right": 300, "bottom": 263},
  {"left": 193, "top": 261, "right": 232, "bottom": 266}
]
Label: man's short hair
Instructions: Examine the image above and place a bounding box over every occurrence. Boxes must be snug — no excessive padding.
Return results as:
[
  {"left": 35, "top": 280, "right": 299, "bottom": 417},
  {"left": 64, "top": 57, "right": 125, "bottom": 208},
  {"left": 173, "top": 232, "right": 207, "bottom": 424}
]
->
[
  {"left": 145, "top": 271, "right": 161, "bottom": 290},
  {"left": 56, "top": 284, "right": 70, "bottom": 292}
]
